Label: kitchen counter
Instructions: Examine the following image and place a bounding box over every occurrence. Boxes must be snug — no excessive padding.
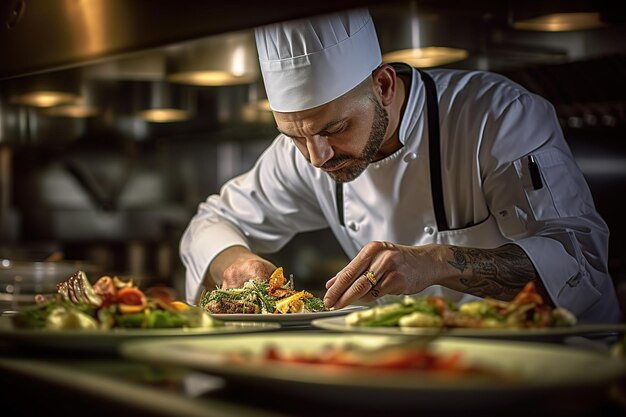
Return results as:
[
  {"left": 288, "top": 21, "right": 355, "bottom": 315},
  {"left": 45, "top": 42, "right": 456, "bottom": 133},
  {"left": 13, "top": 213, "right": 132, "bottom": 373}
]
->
[{"left": 1, "top": 325, "right": 625, "bottom": 417}]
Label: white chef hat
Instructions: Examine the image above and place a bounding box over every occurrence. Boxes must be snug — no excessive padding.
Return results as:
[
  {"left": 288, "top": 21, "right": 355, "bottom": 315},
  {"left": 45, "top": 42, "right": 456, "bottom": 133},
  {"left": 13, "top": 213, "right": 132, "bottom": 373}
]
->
[{"left": 254, "top": 8, "right": 382, "bottom": 112}]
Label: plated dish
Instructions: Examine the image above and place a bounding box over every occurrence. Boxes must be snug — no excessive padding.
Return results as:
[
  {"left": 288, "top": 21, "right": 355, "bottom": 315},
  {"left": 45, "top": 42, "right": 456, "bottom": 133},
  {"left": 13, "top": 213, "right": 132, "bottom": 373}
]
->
[
  {"left": 311, "top": 315, "right": 626, "bottom": 341},
  {"left": 211, "top": 304, "right": 367, "bottom": 327},
  {"left": 0, "top": 317, "right": 280, "bottom": 354},
  {"left": 119, "top": 332, "right": 626, "bottom": 410},
  {"left": 342, "top": 282, "right": 577, "bottom": 330},
  {"left": 199, "top": 267, "right": 326, "bottom": 315},
  {"left": 2, "top": 270, "right": 282, "bottom": 353},
  {"left": 13, "top": 270, "right": 219, "bottom": 331},
  {"left": 310, "top": 282, "right": 626, "bottom": 341},
  {"left": 198, "top": 266, "right": 367, "bottom": 326}
]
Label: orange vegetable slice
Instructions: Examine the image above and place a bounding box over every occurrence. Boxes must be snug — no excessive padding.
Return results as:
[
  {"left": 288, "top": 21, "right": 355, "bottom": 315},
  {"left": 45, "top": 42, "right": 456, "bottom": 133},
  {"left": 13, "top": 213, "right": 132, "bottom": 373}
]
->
[
  {"left": 117, "top": 287, "right": 147, "bottom": 314},
  {"left": 119, "top": 303, "right": 146, "bottom": 314},
  {"left": 269, "top": 267, "right": 286, "bottom": 289},
  {"left": 170, "top": 301, "right": 190, "bottom": 311}
]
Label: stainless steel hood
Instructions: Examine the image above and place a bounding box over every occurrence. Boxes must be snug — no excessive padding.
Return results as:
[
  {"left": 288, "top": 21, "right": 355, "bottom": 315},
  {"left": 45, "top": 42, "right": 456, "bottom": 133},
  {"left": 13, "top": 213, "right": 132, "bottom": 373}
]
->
[{"left": 0, "top": 0, "right": 379, "bottom": 80}]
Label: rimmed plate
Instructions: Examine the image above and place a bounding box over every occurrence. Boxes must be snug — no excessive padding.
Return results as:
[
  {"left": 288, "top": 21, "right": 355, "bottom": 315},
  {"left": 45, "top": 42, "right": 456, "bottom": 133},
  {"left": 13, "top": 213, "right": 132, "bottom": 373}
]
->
[
  {"left": 119, "top": 332, "right": 626, "bottom": 410},
  {"left": 0, "top": 317, "right": 280, "bottom": 354},
  {"left": 311, "top": 315, "right": 626, "bottom": 342},
  {"left": 210, "top": 304, "right": 367, "bottom": 327}
]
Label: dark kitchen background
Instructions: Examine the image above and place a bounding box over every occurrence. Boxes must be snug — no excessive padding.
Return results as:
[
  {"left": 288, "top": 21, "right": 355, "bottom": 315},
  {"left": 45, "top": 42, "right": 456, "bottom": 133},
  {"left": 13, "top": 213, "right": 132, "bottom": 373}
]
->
[{"left": 1, "top": 0, "right": 625, "bottom": 309}]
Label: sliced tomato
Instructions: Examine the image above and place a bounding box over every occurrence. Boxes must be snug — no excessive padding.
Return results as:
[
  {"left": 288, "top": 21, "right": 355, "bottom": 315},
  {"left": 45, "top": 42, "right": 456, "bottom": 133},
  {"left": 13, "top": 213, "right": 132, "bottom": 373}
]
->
[{"left": 117, "top": 287, "right": 145, "bottom": 304}]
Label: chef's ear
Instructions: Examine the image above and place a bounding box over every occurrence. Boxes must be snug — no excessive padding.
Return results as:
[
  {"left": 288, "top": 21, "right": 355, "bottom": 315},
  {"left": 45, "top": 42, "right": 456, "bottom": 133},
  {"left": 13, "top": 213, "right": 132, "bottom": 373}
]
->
[{"left": 371, "top": 64, "right": 396, "bottom": 107}]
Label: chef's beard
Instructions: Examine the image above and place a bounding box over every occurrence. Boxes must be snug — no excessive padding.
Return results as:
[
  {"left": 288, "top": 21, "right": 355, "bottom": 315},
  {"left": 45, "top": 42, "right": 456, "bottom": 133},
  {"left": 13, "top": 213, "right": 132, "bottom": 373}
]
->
[{"left": 325, "top": 97, "right": 389, "bottom": 183}]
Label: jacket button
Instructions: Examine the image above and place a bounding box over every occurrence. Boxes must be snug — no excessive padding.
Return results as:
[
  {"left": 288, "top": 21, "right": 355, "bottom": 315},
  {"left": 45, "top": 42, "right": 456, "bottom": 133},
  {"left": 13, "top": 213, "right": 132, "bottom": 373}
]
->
[
  {"left": 423, "top": 226, "right": 434, "bottom": 235},
  {"left": 348, "top": 221, "right": 359, "bottom": 231},
  {"left": 403, "top": 152, "right": 417, "bottom": 162}
]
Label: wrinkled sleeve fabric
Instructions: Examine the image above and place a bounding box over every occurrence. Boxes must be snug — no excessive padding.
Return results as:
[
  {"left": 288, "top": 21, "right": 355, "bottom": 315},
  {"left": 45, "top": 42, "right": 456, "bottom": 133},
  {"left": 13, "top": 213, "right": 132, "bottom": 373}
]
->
[
  {"left": 180, "top": 135, "right": 328, "bottom": 304},
  {"left": 479, "top": 87, "right": 621, "bottom": 323}
]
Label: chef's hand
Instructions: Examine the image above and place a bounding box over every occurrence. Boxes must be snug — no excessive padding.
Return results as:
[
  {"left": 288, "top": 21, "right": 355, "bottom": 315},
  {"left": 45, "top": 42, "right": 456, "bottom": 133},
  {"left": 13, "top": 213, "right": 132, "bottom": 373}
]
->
[
  {"left": 323, "top": 241, "right": 444, "bottom": 309},
  {"left": 207, "top": 245, "right": 277, "bottom": 289}
]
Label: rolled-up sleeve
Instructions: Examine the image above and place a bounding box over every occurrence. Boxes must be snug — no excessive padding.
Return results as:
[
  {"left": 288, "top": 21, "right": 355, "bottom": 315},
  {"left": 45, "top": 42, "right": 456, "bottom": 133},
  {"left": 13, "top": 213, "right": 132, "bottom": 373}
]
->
[
  {"left": 180, "top": 213, "right": 249, "bottom": 304},
  {"left": 514, "top": 224, "right": 619, "bottom": 322},
  {"left": 179, "top": 136, "right": 328, "bottom": 304},
  {"left": 482, "top": 90, "right": 621, "bottom": 323}
]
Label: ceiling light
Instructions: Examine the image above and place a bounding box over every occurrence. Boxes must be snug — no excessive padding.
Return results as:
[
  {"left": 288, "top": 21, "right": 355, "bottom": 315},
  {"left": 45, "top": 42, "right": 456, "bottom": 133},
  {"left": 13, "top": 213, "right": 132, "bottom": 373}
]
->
[
  {"left": 136, "top": 108, "right": 190, "bottom": 123},
  {"left": 383, "top": 47, "right": 469, "bottom": 68},
  {"left": 512, "top": 12, "right": 605, "bottom": 31},
  {"left": 167, "top": 71, "right": 256, "bottom": 86},
  {"left": 8, "top": 70, "right": 82, "bottom": 108},
  {"left": 166, "top": 30, "right": 259, "bottom": 86},
  {"left": 133, "top": 81, "right": 194, "bottom": 123},
  {"left": 41, "top": 80, "right": 100, "bottom": 118},
  {"left": 43, "top": 104, "right": 99, "bottom": 118},
  {"left": 378, "top": 1, "right": 468, "bottom": 68},
  {"left": 11, "top": 90, "right": 79, "bottom": 108}
]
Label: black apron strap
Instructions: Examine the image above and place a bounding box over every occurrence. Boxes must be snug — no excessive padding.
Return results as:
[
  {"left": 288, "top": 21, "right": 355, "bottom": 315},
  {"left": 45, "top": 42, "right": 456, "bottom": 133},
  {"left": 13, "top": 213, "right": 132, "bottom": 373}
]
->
[
  {"left": 418, "top": 69, "right": 449, "bottom": 232},
  {"left": 335, "top": 181, "right": 345, "bottom": 227},
  {"left": 335, "top": 69, "right": 448, "bottom": 232}
]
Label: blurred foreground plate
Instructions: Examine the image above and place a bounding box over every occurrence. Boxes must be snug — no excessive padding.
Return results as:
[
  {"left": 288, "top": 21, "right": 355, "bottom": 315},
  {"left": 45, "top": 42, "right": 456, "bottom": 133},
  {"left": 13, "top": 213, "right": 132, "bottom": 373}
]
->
[
  {"left": 119, "top": 332, "right": 626, "bottom": 411},
  {"left": 312, "top": 315, "right": 626, "bottom": 342},
  {"left": 0, "top": 317, "right": 280, "bottom": 354},
  {"left": 210, "top": 304, "right": 367, "bottom": 327}
]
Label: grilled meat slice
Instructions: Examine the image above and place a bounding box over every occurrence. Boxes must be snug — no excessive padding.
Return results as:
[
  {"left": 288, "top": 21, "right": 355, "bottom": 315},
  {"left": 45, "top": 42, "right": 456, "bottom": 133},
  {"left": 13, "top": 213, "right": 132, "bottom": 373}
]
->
[{"left": 205, "top": 299, "right": 260, "bottom": 314}]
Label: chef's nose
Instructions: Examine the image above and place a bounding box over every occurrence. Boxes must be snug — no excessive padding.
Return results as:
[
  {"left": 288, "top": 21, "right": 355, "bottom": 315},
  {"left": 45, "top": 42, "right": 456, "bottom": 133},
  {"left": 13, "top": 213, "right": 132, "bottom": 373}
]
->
[{"left": 306, "top": 135, "right": 333, "bottom": 168}]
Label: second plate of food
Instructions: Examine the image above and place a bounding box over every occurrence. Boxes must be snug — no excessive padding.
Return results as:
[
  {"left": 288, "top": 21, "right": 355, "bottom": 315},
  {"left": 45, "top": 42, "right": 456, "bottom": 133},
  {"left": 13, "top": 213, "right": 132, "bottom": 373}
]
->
[
  {"left": 119, "top": 332, "right": 626, "bottom": 410},
  {"left": 0, "top": 316, "right": 280, "bottom": 354},
  {"left": 311, "top": 315, "right": 626, "bottom": 341}
]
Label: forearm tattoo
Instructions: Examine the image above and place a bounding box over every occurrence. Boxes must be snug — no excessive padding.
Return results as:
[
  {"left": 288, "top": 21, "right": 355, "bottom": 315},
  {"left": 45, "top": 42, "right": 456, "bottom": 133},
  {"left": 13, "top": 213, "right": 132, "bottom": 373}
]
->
[{"left": 448, "top": 244, "right": 537, "bottom": 299}]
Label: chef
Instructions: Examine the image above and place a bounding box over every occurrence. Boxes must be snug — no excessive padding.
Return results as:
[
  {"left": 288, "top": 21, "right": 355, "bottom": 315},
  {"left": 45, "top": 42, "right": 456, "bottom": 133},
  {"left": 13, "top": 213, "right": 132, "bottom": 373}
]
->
[{"left": 180, "top": 8, "right": 621, "bottom": 323}]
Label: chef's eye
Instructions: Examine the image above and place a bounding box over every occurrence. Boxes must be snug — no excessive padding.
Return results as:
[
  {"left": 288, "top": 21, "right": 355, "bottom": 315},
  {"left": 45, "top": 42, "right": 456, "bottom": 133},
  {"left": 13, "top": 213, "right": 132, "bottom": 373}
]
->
[{"left": 320, "top": 125, "right": 346, "bottom": 137}]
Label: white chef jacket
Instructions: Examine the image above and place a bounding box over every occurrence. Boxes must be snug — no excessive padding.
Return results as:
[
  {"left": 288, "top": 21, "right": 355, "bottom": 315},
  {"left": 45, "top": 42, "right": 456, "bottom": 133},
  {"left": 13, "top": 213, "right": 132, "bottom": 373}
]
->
[{"left": 180, "top": 65, "right": 621, "bottom": 323}]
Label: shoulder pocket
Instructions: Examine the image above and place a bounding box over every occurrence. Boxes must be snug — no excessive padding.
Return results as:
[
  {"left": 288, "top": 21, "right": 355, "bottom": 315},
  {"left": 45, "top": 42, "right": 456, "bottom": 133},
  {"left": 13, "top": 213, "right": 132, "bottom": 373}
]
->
[{"left": 515, "top": 149, "right": 595, "bottom": 221}]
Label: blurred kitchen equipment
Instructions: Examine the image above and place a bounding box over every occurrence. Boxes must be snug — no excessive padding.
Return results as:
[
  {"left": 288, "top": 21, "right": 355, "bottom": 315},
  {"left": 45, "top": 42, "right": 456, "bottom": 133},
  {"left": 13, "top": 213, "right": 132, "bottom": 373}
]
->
[{"left": 0, "top": 257, "right": 101, "bottom": 312}]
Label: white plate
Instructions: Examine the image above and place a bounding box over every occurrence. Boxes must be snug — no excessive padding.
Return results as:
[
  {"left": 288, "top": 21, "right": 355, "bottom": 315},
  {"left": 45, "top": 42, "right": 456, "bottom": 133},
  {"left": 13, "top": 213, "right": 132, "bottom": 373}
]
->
[
  {"left": 210, "top": 304, "right": 367, "bottom": 327},
  {"left": 312, "top": 315, "right": 626, "bottom": 341},
  {"left": 119, "top": 332, "right": 626, "bottom": 410},
  {"left": 0, "top": 317, "right": 280, "bottom": 354}
]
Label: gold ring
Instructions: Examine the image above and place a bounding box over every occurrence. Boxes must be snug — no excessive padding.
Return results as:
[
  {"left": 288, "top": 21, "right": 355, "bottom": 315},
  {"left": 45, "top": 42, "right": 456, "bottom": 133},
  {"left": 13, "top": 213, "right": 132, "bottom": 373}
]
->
[{"left": 365, "top": 270, "right": 378, "bottom": 287}]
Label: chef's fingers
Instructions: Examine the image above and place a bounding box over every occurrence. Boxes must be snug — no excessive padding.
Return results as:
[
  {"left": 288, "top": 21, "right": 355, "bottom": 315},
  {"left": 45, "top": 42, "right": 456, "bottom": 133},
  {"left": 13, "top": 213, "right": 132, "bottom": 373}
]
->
[
  {"left": 359, "top": 270, "right": 397, "bottom": 303},
  {"left": 359, "top": 284, "right": 385, "bottom": 303},
  {"left": 324, "top": 241, "right": 389, "bottom": 308},
  {"left": 335, "top": 270, "right": 388, "bottom": 308},
  {"left": 325, "top": 276, "right": 337, "bottom": 289},
  {"left": 323, "top": 266, "right": 370, "bottom": 308},
  {"left": 328, "top": 270, "right": 384, "bottom": 309},
  {"left": 330, "top": 264, "right": 394, "bottom": 309}
]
